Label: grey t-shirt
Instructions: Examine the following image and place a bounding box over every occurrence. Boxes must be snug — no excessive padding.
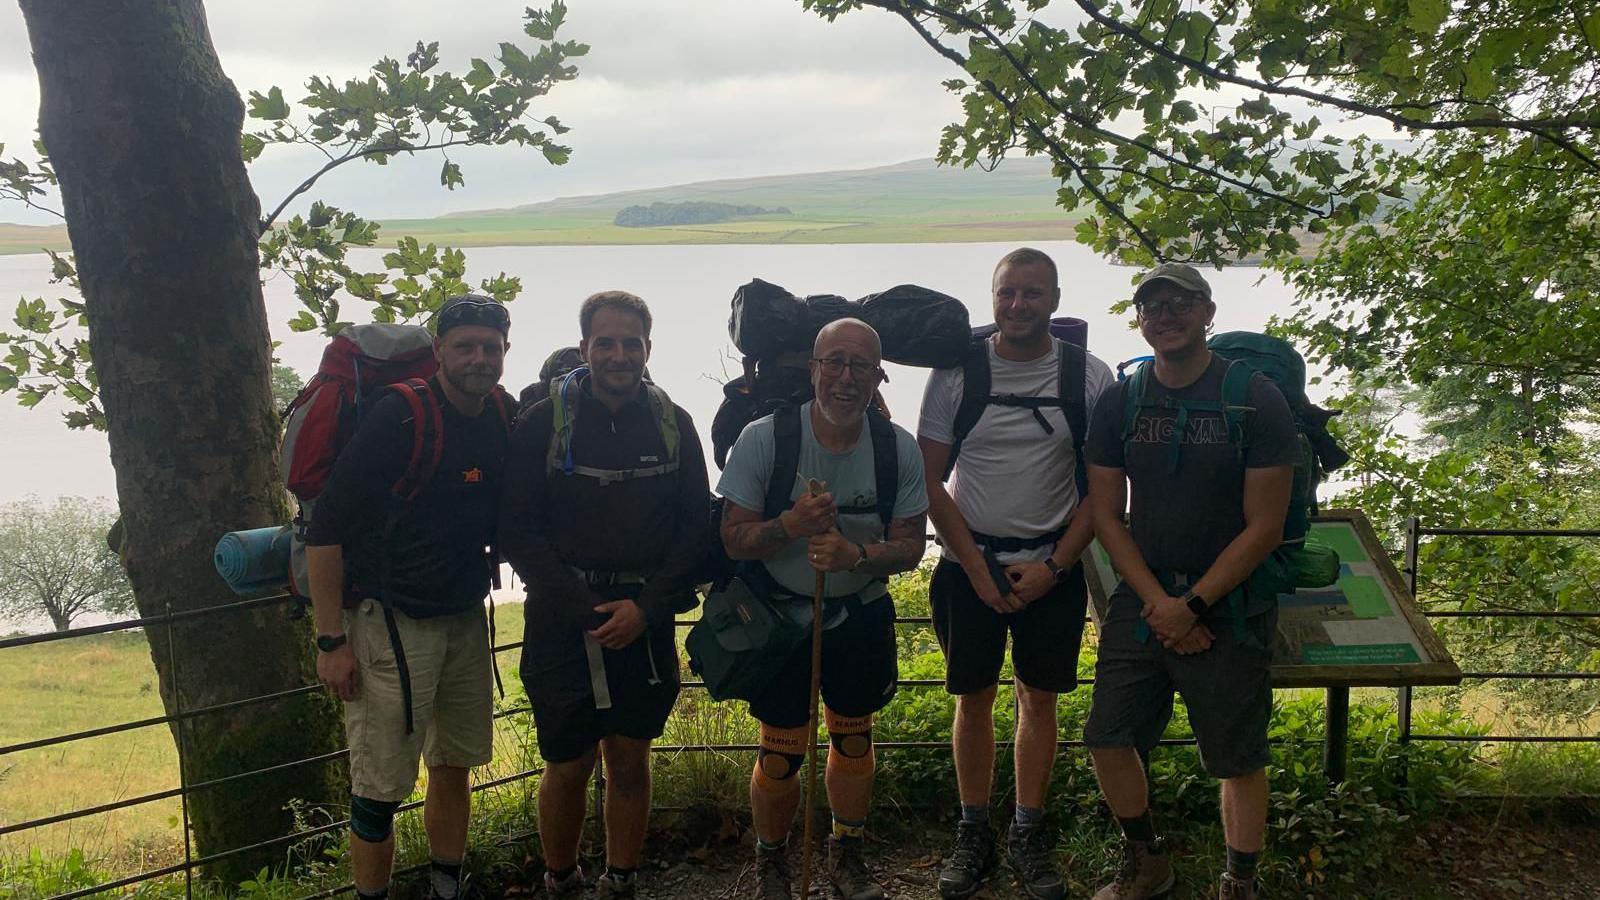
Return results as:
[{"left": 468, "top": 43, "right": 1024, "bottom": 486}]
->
[
  {"left": 717, "top": 402, "right": 929, "bottom": 600},
  {"left": 1085, "top": 354, "right": 1299, "bottom": 611}
]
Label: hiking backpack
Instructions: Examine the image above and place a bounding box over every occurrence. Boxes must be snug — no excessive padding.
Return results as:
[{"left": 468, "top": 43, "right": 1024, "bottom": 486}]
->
[
  {"left": 943, "top": 328, "right": 1090, "bottom": 498},
  {"left": 1118, "top": 331, "right": 1349, "bottom": 591},
  {"left": 545, "top": 367, "right": 682, "bottom": 485}
]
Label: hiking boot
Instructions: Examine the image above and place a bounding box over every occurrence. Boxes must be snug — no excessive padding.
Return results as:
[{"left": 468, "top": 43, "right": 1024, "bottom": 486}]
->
[
  {"left": 826, "top": 835, "right": 885, "bottom": 900},
  {"left": 425, "top": 872, "right": 477, "bottom": 900},
  {"left": 1091, "top": 839, "right": 1174, "bottom": 900},
  {"left": 753, "top": 844, "right": 792, "bottom": 900},
  {"left": 595, "top": 871, "right": 637, "bottom": 900},
  {"left": 937, "top": 820, "right": 997, "bottom": 898},
  {"left": 1218, "top": 872, "right": 1257, "bottom": 900},
  {"left": 1005, "top": 822, "right": 1064, "bottom": 900},
  {"left": 545, "top": 866, "right": 587, "bottom": 898}
]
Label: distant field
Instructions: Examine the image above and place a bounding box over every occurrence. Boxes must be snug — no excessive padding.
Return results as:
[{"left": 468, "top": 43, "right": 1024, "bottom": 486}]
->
[{"left": 0, "top": 158, "right": 1086, "bottom": 256}]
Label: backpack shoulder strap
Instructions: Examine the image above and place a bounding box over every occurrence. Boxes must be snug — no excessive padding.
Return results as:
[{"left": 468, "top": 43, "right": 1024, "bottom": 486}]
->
[
  {"left": 488, "top": 385, "right": 516, "bottom": 435},
  {"left": 1219, "top": 358, "right": 1256, "bottom": 462},
  {"left": 644, "top": 382, "right": 682, "bottom": 466},
  {"left": 763, "top": 404, "right": 803, "bottom": 521},
  {"left": 388, "top": 377, "right": 444, "bottom": 503},
  {"left": 866, "top": 408, "right": 900, "bottom": 532},
  {"left": 1056, "top": 339, "right": 1089, "bottom": 497},
  {"left": 1119, "top": 362, "right": 1150, "bottom": 457},
  {"left": 943, "top": 338, "right": 991, "bottom": 481},
  {"left": 547, "top": 368, "right": 588, "bottom": 475}
]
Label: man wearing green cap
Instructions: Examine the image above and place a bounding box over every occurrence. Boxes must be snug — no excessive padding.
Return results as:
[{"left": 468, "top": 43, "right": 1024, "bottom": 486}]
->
[{"left": 1080, "top": 263, "right": 1297, "bottom": 900}]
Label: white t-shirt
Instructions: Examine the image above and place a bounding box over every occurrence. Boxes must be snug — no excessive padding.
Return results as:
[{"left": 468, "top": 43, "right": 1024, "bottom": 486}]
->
[{"left": 918, "top": 337, "right": 1115, "bottom": 563}]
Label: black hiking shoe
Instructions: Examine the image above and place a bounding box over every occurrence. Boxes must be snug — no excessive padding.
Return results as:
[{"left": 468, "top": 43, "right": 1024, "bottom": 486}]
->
[
  {"left": 826, "top": 835, "right": 884, "bottom": 900},
  {"left": 425, "top": 872, "right": 477, "bottom": 900},
  {"left": 1218, "top": 872, "right": 1258, "bottom": 900},
  {"left": 754, "top": 844, "right": 792, "bottom": 900},
  {"left": 1091, "top": 838, "right": 1174, "bottom": 900},
  {"left": 1005, "top": 822, "right": 1065, "bottom": 900},
  {"left": 545, "top": 866, "right": 587, "bottom": 898},
  {"left": 937, "top": 820, "right": 997, "bottom": 898}
]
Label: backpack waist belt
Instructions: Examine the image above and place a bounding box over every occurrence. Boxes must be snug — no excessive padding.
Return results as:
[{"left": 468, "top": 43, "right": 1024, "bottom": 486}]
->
[
  {"left": 570, "top": 567, "right": 648, "bottom": 587},
  {"left": 963, "top": 526, "right": 1066, "bottom": 554}
]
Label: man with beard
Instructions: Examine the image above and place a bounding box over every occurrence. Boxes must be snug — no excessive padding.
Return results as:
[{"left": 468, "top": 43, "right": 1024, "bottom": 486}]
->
[
  {"left": 500, "top": 291, "right": 710, "bottom": 899},
  {"left": 918, "top": 248, "right": 1114, "bottom": 900},
  {"left": 718, "top": 319, "right": 929, "bottom": 900},
  {"left": 306, "top": 294, "right": 514, "bottom": 900},
  {"left": 1082, "top": 264, "right": 1297, "bottom": 900}
]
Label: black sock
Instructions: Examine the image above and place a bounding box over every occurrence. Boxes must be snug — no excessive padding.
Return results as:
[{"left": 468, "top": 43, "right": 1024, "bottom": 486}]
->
[
  {"left": 549, "top": 864, "right": 578, "bottom": 881},
  {"left": 355, "top": 889, "right": 388, "bottom": 900},
  {"left": 1117, "top": 810, "right": 1157, "bottom": 844},
  {"left": 1226, "top": 846, "right": 1259, "bottom": 880}
]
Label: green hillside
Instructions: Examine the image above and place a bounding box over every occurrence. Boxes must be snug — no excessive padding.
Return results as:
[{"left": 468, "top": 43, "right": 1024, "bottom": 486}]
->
[{"left": 0, "top": 157, "right": 1080, "bottom": 255}]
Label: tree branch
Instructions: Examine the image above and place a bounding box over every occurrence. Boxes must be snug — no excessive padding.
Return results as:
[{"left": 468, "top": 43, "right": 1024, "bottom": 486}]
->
[{"left": 259, "top": 136, "right": 478, "bottom": 232}]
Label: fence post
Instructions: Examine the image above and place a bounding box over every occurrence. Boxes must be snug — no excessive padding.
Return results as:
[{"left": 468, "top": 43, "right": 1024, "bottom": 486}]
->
[
  {"left": 1323, "top": 686, "right": 1350, "bottom": 785},
  {"left": 1399, "top": 516, "right": 1421, "bottom": 747},
  {"left": 165, "top": 602, "right": 194, "bottom": 900}
]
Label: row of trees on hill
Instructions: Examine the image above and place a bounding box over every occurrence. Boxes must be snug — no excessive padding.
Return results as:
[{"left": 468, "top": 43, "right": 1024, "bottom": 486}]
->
[{"left": 613, "top": 200, "right": 791, "bottom": 227}]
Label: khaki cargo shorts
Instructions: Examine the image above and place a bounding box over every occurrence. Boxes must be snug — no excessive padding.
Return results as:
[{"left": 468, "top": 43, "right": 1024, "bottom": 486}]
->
[{"left": 344, "top": 599, "right": 494, "bottom": 802}]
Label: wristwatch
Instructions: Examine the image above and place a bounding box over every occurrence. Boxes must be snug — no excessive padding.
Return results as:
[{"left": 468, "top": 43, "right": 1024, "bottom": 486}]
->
[
  {"left": 1181, "top": 590, "right": 1208, "bottom": 618},
  {"left": 315, "top": 633, "right": 348, "bottom": 653},
  {"left": 849, "top": 542, "right": 869, "bottom": 572},
  {"left": 1044, "top": 558, "right": 1069, "bottom": 583}
]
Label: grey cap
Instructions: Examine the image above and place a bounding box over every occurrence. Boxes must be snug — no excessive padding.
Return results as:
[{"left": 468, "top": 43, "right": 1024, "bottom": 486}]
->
[{"left": 1134, "top": 262, "right": 1212, "bottom": 302}]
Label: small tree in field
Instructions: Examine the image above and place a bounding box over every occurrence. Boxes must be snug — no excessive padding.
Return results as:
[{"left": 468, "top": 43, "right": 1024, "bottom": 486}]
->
[{"left": 0, "top": 495, "right": 133, "bottom": 632}]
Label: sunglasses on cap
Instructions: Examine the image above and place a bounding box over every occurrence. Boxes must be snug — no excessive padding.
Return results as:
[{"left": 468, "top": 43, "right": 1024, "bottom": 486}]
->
[{"left": 436, "top": 296, "right": 510, "bottom": 336}]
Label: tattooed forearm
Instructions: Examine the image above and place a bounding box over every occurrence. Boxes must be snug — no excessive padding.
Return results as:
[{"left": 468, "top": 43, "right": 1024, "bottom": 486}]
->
[
  {"left": 722, "top": 513, "right": 793, "bottom": 560},
  {"left": 861, "top": 514, "right": 927, "bottom": 576}
]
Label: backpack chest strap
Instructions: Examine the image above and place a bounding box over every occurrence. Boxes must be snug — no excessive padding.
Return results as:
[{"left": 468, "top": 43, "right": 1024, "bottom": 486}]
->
[{"left": 567, "top": 460, "right": 681, "bottom": 486}]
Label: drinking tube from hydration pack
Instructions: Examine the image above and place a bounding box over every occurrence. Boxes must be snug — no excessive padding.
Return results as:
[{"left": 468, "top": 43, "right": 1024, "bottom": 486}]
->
[
  {"left": 1117, "top": 355, "right": 1154, "bottom": 380},
  {"left": 214, "top": 525, "right": 293, "bottom": 595}
]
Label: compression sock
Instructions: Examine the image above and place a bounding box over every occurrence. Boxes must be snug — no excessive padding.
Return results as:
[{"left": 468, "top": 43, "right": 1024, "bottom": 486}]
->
[
  {"left": 1013, "top": 804, "right": 1045, "bottom": 828},
  {"left": 757, "top": 835, "right": 787, "bottom": 852},
  {"left": 960, "top": 803, "right": 990, "bottom": 825},
  {"left": 429, "top": 858, "right": 463, "bottom": 899},
  {"left": 1226, "top": 845, "right": 1260, "bottom": 881},
  {"left": 1117, "top": 810, "right": 1157, "bottom": 845},
  {"left": 832, "top": 815, "right": 867, "bottom": 840}
]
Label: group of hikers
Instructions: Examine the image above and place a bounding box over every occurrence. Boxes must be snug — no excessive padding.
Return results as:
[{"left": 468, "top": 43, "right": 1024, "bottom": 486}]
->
[{"left": 302, "top": 248, "right": 1300, "bottom": 900}]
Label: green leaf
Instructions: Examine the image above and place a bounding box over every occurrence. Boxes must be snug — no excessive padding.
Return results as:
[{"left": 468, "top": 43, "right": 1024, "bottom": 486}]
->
[
  {"left": 1405, "top": 0, "right": 1448, "bottom": 35},
  {"left": 0, "top": 364, "right": 16, "bottom": 391},
  {"left": 247, "top": 86, "right": 291, "bottom": 121},
  {"left": 440, "top": 160, "right": 464, "bottom": 190},
  {"left": 240, "top": 133, "right": 266, "bottom": 163}
]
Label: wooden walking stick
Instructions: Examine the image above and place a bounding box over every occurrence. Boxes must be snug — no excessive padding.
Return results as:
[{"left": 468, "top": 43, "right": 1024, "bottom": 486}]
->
[{"left": 798, "top": 477, "right": 828, "bottom": 900}]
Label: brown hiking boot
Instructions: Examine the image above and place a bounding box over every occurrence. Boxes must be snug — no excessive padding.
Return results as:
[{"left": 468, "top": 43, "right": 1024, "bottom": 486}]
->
[
  {"left": 1218, "top": 872, "right": 1258, "bottom": 899},
  {"left": 753, "top": 844, "right": 792, "bottom": 900},
  {"left": 1091, "top": 838, "right": 1174, "bottom": 900},
  {"left": 826, "top": 835, "right": 885, "bottom": 900}
]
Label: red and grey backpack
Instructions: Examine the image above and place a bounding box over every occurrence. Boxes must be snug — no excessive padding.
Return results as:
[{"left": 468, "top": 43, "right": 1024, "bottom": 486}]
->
[{"left": 280, "top": 322, "right": 514, "bottom": 598}]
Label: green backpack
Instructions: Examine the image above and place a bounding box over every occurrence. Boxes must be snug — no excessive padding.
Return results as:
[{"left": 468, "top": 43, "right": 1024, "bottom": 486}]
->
[
  {"left": 687, "top": 575, "right": 808, "bottom": 701},
  {"left": 1120, "top": 332, "right": 1350, "bottom": 633}
]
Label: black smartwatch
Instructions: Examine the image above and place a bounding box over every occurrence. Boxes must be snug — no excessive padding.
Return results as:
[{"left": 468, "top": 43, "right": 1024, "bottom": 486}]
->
[
  {"left": 315, "top": 633, "right": 347, "bottom": 653},
  {"left": 1181, "top": 590, "right": 1208, "bottom": 617},
  {"left": 1043, "top": 558, "right": 1069, "bottom": 583}
]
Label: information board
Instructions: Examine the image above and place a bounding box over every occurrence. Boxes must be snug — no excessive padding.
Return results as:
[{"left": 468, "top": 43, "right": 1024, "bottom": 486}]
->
[{"left": 1084, "top": 509, "right": 1460, "bottom": 688}]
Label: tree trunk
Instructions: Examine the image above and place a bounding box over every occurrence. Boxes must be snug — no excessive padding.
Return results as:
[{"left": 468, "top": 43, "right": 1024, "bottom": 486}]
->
[{"left": 19, "top": 0, "right": 345, "bottom": 884}]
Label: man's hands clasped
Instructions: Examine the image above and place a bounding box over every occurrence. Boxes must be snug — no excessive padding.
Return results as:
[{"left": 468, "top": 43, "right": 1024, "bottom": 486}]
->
[{"left": 1141, "top": 592, "right": 1214, "bottom": 655}]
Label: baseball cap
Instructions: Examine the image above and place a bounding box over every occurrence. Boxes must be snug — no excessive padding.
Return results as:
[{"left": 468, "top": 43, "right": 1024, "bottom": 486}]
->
[
  {"left": 1133, "top": 262, "right": 1212, "bottom": 303},
  {"left": 436, "top": 294, "right": 511, "bottom": 338}
]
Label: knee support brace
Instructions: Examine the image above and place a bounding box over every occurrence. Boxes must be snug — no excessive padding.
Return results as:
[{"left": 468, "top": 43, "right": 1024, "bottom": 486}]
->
[
  {"left": 825, "top": 709, "right": 874, "bottom": 775},
  {"left": 753, "top": 724, "right": 807, "bottom": 792},
  {"left": 349, "top": 795, "right": 400, "bottom": 843}
]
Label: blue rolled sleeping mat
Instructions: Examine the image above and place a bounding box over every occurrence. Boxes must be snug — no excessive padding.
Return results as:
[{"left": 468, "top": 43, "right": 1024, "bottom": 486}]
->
[{"left": 214, "top": 525, "right": 292, "bottom": 595}]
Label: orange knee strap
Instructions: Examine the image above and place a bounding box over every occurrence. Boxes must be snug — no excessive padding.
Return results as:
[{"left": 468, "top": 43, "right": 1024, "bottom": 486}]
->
[
  {"left": 753, "top": 724, "right": 809, "bottom": 789},
  {"left": 824, "top": 709, "right": 874, "bottom": 769}
]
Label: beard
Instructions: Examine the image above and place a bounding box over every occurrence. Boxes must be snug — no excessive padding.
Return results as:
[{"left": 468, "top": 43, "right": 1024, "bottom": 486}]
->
[{"left": 816, "top": 396, "right": 866, "bottom": 428}]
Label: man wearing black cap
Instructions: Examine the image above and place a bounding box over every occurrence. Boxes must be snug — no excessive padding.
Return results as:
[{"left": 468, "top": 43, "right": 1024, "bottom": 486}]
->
[
  {"left": 1081, "top": 264, "right": 1297, "bottom": 900},
  {"left": 306, "top": 294, "right": 514, "bottom": 900}
]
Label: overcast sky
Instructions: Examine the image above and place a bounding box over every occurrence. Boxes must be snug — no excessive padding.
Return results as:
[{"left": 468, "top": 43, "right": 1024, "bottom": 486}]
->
[{"left": 1, "top": 0, "right": 981, "bottom": 224}]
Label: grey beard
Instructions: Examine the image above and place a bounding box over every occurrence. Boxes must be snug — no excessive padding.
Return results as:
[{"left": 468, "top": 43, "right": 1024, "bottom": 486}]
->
[{"left": 816, "top": 400, "right": 865, "bottom": 429}]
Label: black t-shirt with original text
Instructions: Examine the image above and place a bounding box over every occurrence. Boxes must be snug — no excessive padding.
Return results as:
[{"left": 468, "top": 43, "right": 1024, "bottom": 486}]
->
[
  {"left": 1085, "top": 354, "right": 1299, "bottom": 610},
  {"left": 305, "top": 378, "right": 508, "bottom": 618}
]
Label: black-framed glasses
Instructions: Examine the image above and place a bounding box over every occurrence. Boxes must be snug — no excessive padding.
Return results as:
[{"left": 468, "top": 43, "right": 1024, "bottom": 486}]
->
[
  {"left": 812, "top": 357, "right": 883, "bottom": 380},
  {"left": 1135, "top": 293, "right": 1201, "bottom": 318}
]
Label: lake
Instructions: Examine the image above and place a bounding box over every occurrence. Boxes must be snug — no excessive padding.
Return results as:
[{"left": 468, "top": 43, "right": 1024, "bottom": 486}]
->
[{"left": 0, "top": 239, "right": 1307, "bottom": 508}]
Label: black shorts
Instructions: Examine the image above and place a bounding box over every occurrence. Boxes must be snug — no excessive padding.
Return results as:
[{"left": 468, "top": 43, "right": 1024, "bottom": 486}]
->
[
  {"left": 930, "top": 557, "right": 1088, "bottom": 695},
  {"left": 522, "top": 620, "right": 681, "bottom": 764},
  {"left": 747, "top": 596, "right": 899, "bottom": 729},
  {"left": 1083, "top": 582, "right": 1277, "bottom": 779}
]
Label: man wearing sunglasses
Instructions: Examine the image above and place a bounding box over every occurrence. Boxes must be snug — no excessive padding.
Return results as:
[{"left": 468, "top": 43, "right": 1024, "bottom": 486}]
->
[
  {"left": 919, "top": 248, "right": 1114, "bottom": 900},
  {"left": 718, "top": 319, "right": 929, "bottom": 900},
  {"left": 305, "top": 294, "right": 514, "bottom": 900},
  {"left": 1080, "top": 263, "right": 1297, "bottom": 900}
]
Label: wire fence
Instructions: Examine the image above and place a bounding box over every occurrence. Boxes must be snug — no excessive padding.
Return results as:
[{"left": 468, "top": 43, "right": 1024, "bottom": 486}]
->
[{"left": 2, "top": 518, "right": 1597, "bottom": 898}]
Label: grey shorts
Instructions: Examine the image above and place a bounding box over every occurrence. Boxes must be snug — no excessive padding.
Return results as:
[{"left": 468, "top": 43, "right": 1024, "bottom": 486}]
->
[{"left": 1083, "top": 583, "right": 1276, "bottom": 779}]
